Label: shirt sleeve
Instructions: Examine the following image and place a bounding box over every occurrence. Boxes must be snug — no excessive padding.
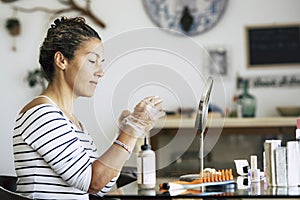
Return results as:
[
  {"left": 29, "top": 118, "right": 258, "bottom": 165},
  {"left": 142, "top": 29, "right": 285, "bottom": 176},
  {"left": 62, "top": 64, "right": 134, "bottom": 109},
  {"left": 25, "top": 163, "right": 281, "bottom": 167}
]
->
[
  {"left": 20, "top": 105, "right": 92, "bottom": 192},
  {"left": 94, "top": 176, "right": 119, "bottom": 197}
]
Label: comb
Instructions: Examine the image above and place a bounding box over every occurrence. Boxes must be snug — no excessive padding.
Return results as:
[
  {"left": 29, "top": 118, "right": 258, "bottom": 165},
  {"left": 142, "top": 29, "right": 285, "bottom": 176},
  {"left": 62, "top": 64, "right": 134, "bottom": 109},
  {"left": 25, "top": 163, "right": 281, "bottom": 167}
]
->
[{"left": 160, "top": 168, "right": 235, "bottom": 190}]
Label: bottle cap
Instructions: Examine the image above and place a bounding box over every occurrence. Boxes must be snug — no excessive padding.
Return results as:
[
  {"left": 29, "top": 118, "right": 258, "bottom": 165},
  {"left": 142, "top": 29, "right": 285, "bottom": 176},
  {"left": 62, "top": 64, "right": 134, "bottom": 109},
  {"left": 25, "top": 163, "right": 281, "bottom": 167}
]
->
[{"left": 141, "top": 137, "right": 151, "bottom": 151}]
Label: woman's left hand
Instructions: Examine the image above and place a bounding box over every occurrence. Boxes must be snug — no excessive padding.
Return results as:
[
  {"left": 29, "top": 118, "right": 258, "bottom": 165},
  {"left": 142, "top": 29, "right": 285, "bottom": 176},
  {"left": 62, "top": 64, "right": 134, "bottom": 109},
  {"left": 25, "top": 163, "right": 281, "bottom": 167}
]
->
[{"left": 120, "top": 96, "right": 165, "bottom": 137}]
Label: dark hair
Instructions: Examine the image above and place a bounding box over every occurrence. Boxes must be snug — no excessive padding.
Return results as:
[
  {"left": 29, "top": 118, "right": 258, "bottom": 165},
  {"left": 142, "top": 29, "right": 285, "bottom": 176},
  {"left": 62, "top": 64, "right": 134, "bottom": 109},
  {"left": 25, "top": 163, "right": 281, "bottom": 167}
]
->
[{"left": 39, "top": 16, "right": 101, "bottom": 83}]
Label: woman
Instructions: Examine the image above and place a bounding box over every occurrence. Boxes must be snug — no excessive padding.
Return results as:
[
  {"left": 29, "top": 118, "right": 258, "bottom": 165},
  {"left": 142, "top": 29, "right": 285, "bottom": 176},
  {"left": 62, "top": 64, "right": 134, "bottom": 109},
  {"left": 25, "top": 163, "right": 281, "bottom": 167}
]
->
[{"left": 13, "top": 17, "right": 164, "bottom": 199}]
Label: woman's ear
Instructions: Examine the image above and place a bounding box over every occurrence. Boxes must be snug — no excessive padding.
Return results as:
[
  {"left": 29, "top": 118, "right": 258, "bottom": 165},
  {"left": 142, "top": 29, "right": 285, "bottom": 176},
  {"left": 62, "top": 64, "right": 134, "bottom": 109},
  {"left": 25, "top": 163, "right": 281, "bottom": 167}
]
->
[{"left": 54, "top": 51, "right": 68, "bottom": 70}]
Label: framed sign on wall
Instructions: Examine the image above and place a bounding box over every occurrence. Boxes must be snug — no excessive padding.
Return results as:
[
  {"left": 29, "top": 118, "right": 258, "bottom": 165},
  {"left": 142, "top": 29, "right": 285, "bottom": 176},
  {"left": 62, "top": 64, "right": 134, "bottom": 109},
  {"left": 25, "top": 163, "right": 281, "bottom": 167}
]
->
[{"left": 245, "top": 23, "right": 300, "bottom": 68}]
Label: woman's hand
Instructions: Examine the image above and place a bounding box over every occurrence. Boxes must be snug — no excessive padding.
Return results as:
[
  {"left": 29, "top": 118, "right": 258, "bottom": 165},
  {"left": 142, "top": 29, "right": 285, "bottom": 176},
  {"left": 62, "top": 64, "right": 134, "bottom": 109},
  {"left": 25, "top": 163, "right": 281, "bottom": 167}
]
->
[
  {"left": 118, "top": 110, "right": 131, "bottom": 131},
  {"left": 90, "top": 97, "right": 165, "bottom": 193},
  {"left": 119, "top": 96, "right": 165, "bottom": 137}
]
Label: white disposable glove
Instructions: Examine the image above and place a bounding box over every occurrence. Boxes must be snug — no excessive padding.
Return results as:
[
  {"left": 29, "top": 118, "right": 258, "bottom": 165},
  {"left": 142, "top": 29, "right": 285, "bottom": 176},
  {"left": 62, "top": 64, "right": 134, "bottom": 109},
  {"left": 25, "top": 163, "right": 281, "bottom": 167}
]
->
[
  {"left": 120, "top": 96, "right": 165, "bottom": 137},
  {"left": 118, "top": 110, "right": 131, "bottom": 132}
]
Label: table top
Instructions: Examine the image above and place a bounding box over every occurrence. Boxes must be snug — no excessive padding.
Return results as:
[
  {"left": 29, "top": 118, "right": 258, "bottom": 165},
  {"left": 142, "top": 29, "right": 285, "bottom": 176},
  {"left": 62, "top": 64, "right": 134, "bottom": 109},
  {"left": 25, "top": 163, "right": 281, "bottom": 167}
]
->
[{"left": 106, "top": 177, "right": 300, "bottom": 199}]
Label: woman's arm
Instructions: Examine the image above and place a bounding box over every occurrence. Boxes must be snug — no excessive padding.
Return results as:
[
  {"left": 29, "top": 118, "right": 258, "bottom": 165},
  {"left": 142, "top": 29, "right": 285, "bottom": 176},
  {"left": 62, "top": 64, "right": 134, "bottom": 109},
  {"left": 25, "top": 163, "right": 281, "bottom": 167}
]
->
[
  {"left": 88, "top": 129, "right": 137, "bottom": 194},
  {"left": 88, "top": 96, "right": 165, "bottom": 193}
]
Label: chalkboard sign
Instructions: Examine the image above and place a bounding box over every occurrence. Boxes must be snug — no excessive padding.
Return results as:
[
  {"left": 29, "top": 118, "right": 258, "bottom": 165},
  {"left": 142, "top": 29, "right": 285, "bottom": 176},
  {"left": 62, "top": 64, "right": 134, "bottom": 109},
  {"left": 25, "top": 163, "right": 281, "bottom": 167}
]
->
[{"left": 245, "top": 24, "right": 300, "bottom": 68}]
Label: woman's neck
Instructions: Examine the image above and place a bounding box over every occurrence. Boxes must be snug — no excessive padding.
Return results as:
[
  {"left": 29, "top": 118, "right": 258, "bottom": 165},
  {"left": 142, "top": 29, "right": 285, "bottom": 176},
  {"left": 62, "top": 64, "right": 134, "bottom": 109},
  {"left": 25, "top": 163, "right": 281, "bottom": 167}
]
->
[
  {"left": 42, "top": 83, "right": 76, "bottom": 115},
  {"left": 42, "top": 84, "right": 84, "bottom": 131}
]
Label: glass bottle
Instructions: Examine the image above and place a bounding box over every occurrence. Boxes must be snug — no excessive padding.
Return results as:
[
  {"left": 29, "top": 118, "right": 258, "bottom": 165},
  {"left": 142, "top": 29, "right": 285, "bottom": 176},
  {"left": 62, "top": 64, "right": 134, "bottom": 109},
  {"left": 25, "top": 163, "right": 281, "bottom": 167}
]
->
[
  {"left": 238, "top": 79, "right": 256, "bottom": 117},
  {"left": 229, "top": 94, "right": 238, "bottom": 117}
]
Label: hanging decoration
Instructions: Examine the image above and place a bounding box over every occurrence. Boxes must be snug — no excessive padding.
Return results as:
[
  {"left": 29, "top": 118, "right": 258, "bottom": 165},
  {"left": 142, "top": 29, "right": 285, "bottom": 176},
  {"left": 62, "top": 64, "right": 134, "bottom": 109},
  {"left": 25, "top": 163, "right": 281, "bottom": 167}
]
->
[
  {"left": 5, "top": 8, "right": 21, "bottom": 51},
  {"left": 26, "top": 68, "right": 47, "bottom": 91}
]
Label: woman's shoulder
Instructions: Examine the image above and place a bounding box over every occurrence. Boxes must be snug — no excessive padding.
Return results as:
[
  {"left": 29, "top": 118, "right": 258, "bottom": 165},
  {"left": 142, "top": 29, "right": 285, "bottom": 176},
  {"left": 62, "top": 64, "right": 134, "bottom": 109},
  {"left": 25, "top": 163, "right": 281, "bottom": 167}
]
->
[{"left": 19, "top": 97, "right": 58, "bottom": 115}]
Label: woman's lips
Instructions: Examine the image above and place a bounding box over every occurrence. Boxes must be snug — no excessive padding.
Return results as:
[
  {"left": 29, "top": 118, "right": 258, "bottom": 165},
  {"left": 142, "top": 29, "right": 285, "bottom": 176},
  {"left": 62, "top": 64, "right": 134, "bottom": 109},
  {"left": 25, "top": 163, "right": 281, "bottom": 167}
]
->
[{"left": 90, "top": 81, "right": 98, "bottom": 86}]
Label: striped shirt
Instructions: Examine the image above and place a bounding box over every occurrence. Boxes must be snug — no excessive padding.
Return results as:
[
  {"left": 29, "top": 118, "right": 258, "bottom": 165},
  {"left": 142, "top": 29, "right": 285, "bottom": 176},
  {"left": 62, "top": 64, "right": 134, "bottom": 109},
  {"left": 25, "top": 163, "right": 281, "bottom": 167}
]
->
[{"left": 13, "top": 104, "right": 117, "bottom": 199}]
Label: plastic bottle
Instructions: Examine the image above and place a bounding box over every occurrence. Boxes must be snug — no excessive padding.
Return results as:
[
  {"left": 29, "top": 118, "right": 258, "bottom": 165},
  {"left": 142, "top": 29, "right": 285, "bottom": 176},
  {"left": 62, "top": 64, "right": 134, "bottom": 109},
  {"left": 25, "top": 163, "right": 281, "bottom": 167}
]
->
[
  {"left": 296, "top": 119, "right": 300, "bottom": 185},
  {"left": 137, "top": 137, "right": 156, "bottom": 189},
  {"left": 250, "top": 155, "right": 260, "bottom": 183}
]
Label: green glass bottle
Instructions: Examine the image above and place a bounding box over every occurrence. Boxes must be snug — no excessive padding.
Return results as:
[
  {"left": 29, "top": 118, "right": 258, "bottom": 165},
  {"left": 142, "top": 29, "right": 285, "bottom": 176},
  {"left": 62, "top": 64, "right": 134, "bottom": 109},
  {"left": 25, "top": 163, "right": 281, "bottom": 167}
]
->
[{"left": 238, "top": 79, "right": 256, "bottom": 117}]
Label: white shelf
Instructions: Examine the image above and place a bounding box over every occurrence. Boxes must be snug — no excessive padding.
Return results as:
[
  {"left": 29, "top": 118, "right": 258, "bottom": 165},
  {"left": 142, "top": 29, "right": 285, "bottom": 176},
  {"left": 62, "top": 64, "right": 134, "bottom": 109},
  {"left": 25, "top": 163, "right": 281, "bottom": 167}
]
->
[{"left": 154, "top": 115, "right": 298, "bottom": 129}]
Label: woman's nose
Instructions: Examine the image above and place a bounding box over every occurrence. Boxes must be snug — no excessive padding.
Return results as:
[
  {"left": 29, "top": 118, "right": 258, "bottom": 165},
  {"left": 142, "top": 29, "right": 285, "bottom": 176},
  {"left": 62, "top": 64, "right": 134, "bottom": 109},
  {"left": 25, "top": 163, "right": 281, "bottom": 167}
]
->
[
  {"left": 95, "top": 69, "right": 104, "bottom": 77},
  {"left": 95, "top": 64, "right": 104, "bottom": 77}
]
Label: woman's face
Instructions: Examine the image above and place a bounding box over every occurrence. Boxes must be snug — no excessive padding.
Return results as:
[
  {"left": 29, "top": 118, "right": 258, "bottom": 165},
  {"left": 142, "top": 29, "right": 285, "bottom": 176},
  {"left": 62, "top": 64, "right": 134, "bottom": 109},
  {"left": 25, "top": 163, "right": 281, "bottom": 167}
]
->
[{"left": 65, "top": 38, "right": 104, "bottom": 97}]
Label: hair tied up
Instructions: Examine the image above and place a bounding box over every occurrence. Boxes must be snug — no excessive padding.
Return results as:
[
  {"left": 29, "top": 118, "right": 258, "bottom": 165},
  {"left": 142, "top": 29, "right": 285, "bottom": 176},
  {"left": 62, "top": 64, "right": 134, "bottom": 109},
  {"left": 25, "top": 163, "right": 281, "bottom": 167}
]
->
[
  {"left": 51, "top": 17, "right": 66, "bottom": 29},
  {"left": 39, "top": 16, "right": 101, "bottom": 83}
]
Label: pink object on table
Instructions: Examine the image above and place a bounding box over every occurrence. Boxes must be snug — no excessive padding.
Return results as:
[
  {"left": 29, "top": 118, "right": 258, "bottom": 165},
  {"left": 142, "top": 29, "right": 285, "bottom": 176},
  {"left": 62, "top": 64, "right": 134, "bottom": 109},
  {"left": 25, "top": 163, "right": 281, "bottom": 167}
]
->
[{"left": 296, "top": 118, "right": 300, "bottom": 139}]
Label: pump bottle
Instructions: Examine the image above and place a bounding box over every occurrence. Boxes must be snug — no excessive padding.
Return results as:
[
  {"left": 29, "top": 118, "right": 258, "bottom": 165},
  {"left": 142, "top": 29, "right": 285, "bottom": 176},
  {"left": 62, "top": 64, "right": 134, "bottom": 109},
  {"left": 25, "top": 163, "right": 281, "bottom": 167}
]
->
[{"left": 137, "top": 137, "right": 156, "bottom": 189}]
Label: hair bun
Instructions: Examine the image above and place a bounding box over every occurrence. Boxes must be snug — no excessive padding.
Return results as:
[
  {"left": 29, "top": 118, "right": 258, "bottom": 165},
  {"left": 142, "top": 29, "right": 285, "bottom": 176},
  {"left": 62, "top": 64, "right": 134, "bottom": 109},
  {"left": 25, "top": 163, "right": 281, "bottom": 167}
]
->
[
  {"left": 51, "top": 19, "right": 60, "bottom": 29},
  {"left": 54, "top": 19, "right": 61, "bottom": 25},
  {"left": 51, "top": 17, "right": 66, "bottom": 28}
]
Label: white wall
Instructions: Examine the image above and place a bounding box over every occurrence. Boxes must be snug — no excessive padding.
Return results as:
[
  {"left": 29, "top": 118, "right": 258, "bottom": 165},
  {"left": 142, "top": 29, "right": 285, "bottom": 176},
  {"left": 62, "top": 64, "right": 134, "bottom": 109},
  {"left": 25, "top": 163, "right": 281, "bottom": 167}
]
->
[{"left": 1, "top": 0, "right": 300, "bottom": 175}]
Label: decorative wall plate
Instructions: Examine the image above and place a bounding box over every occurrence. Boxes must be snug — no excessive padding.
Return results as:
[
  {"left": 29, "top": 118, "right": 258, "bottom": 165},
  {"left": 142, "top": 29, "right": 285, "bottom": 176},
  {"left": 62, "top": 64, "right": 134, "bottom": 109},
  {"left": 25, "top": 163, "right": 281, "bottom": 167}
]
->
[{"left": 143, "top": 0, "right": 228, "bottom": 36}]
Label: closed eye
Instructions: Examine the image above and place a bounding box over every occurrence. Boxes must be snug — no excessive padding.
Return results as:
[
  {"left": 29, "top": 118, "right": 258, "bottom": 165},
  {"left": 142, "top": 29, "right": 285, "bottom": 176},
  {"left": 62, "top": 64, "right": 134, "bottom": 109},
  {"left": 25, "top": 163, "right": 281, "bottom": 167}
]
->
[{"left": 89, "top": 60, "right": 96, "bottom": 64}]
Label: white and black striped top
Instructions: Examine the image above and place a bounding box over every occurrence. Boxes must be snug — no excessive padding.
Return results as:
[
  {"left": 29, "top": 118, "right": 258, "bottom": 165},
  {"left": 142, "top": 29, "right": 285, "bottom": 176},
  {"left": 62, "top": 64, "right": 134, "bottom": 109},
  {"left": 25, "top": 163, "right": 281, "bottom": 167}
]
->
[{"left": 13, "top": 104, "right": 117, "bottom": 199}]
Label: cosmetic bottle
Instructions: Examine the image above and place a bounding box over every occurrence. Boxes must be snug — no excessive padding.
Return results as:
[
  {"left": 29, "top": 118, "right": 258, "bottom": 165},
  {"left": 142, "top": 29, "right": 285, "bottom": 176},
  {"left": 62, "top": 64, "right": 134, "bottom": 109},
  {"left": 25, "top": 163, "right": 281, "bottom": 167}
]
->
[
  {"left": 287, "top": 141, "right": 299, "bottom": 186},
  {"left": 297, "top": 118, "right": 300, "bottom": 185},
  {"left": 250, "top": 155, "right": 260, "bottom": 183},
  {"left": 137, "top": 137, "right": 156, "bottom": 189}
]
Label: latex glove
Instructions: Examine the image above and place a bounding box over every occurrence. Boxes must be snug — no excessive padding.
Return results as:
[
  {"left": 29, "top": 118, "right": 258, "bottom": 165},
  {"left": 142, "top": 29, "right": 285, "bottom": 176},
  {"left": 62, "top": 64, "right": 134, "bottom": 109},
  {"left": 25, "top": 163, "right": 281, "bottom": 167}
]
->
[
  {"left": 121, "top": 96, "right": 165, "bottom": 137},
  {"left": 118, "top": 110, "right": 131, "bottom": 132}
]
